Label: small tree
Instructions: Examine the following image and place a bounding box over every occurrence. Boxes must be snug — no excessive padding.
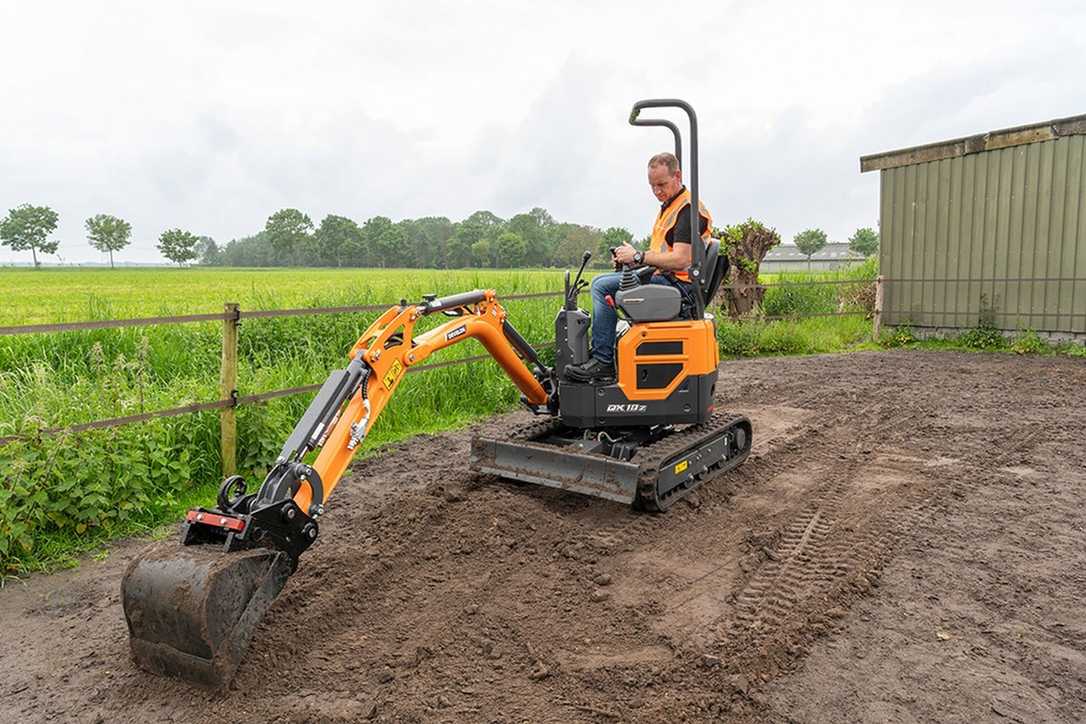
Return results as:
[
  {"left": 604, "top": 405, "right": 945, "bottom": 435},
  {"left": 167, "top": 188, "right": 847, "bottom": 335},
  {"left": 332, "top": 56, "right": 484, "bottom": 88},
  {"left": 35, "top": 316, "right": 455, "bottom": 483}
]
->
[
  {"left": 0, "top": 204, "right": 59, "bottom": 268},
  {"left": 793, "top": 228, "right": 828, "bottom": 271},
  {"left": 264, "top": 208, "right": 313, "bottom": 266},
  {"left": 157, "top": 228, "right": 199, "bottom": 267},
  {"left": 715, "top": 218, "right": 782, "bottom": 318},
  {"left": 849, "top": 226, "right": 879, "bottom": 257},
  {"left": 85, "top": 214, "right": 132, "bottom": 268}
]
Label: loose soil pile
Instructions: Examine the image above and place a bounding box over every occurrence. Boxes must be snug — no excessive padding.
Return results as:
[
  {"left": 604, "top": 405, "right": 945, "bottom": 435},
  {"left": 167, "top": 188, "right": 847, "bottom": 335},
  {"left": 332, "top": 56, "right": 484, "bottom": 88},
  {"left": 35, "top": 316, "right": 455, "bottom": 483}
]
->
[{"left": 1, "top": 351, "right": 1083, "bottom": 723}]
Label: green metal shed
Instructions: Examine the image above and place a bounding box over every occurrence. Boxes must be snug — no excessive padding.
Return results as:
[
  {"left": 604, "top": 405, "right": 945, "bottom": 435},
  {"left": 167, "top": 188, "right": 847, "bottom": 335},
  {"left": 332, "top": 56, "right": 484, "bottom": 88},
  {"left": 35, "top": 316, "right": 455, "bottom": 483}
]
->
[{"left": 861, "top": 114, "right": 1086, "bottom": 337}]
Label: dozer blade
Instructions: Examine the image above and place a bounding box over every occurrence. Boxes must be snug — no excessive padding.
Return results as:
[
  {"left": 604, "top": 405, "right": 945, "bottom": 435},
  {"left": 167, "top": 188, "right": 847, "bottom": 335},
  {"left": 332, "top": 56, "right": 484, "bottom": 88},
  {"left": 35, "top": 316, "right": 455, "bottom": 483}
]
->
[
  {"left": 471, "top": 412, "right": 751, "bottom": 511},
  {"left": 121, "top": 539, "right": 292, "bottom": 689},
  {"left": 472, "top": 433, "right": 641, "bottom": 504}
]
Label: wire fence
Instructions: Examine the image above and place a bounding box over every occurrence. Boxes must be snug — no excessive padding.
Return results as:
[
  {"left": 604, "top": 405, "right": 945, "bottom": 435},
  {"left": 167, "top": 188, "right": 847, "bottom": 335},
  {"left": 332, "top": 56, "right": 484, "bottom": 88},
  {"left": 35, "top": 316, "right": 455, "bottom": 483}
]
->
[
  {"left": 0, "top": 290, "right": 566, "bottom": 450},
  {"left": 4, "top": 274, "right": 1078, "bottom": 450}
]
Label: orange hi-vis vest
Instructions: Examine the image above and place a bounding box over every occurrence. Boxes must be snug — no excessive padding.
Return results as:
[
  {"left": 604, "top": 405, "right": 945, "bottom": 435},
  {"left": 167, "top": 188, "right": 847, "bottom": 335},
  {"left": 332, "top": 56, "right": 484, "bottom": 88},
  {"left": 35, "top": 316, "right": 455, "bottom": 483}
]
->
[{"left": 650, "top": 188, "right": 713, "bottom": 283}]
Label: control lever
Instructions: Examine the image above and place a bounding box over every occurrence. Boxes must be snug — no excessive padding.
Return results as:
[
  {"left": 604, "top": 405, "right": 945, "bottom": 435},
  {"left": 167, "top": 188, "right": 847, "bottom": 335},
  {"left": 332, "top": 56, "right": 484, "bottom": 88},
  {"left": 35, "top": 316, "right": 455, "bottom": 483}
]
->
[{"left": 566, "top": 251, "right": 593, "bottom": 309}]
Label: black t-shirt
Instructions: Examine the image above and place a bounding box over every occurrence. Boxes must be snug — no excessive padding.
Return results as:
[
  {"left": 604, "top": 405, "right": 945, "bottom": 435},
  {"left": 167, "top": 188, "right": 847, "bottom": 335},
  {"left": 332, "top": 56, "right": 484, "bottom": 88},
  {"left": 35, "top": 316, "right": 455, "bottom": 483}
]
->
[{"left": 662, "top": 186, "right": 709, "bottom": 246}]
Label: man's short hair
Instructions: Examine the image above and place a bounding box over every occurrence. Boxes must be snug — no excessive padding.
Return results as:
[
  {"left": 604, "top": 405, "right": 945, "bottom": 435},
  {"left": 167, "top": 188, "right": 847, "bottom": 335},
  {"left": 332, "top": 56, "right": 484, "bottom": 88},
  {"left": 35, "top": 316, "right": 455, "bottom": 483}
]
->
[{"left": 648, "top": 152, "right": 679, "bottom": 176}]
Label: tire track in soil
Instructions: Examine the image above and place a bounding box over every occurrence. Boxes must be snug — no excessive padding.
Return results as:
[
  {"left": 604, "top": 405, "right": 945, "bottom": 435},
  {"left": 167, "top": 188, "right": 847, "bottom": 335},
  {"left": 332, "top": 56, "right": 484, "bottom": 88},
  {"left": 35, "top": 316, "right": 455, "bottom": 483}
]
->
[{"left": 652, "top": 404, "right": 937, "bottom": 662}]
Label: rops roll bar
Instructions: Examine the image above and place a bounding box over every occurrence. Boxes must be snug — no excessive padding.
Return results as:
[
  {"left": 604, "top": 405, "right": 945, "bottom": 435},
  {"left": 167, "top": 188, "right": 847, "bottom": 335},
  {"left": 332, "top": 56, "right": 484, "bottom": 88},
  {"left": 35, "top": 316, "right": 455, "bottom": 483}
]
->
[{"left": 629, "top": 99, "right": 706, "bottom": 318}]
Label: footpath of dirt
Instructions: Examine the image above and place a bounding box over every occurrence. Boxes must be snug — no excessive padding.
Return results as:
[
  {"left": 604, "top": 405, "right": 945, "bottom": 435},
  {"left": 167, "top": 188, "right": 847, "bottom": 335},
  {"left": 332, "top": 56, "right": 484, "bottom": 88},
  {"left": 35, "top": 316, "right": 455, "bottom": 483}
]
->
[{"left": 1, "top": 350, "right": 1084, "bottom": 723}]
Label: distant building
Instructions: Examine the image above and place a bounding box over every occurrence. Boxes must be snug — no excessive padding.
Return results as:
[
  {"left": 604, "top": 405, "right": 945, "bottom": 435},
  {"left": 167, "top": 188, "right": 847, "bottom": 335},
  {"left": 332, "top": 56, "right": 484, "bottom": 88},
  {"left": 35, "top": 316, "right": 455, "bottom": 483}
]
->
[{"left": 761, "top": 242, "right": 866, "bottom": 272}]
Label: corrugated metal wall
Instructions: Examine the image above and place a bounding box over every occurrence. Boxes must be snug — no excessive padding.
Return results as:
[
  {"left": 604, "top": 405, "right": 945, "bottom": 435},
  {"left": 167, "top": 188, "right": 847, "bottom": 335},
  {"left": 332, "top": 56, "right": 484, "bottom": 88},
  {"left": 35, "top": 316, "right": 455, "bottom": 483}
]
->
[{"left": 879, "top": 134, "right": 1086, "bottom": 333}]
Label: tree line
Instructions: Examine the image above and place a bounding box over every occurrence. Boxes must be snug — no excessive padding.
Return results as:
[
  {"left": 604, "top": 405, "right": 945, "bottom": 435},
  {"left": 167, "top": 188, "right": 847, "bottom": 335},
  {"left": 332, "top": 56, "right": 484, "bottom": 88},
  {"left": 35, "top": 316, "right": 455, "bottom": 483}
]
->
[
  {"left": 1, "top": 201, "right": 878, "bottom": 270},
  {"left": 203, "top": 207, "right": 636, "bottom": 269},
  {"left": 0, "top": 203, "right": 637, "bottom": 269}
]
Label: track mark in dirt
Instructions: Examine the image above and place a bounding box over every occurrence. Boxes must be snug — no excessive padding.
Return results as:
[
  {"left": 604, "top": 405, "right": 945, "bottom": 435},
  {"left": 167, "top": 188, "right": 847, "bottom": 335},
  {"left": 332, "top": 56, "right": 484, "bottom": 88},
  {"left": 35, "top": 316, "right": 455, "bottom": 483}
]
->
[{"left": 726, "top": 477, "right": 850, "bottom": 643}]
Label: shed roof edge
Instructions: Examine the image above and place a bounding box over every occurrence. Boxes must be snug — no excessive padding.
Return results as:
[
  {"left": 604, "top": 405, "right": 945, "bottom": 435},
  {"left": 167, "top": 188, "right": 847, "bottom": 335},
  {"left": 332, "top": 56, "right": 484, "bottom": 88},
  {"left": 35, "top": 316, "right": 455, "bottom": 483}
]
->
[{"left": 859, "top": 113, "right": 1086, "bottom": 173}]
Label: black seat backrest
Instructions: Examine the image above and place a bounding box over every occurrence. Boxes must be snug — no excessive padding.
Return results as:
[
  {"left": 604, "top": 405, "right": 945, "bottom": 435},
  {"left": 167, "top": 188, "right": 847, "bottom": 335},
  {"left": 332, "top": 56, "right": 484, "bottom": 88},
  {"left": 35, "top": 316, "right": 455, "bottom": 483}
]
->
[{"left": 700, "top": 239, "right": 729, "bottom": 306}]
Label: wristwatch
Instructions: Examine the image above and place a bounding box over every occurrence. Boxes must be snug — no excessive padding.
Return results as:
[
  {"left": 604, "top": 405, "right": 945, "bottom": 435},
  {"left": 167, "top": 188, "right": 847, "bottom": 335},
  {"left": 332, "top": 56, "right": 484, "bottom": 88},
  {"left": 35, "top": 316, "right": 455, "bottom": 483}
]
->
[{"left": 633, "top": 250, "right": 645, "bottom": 265}]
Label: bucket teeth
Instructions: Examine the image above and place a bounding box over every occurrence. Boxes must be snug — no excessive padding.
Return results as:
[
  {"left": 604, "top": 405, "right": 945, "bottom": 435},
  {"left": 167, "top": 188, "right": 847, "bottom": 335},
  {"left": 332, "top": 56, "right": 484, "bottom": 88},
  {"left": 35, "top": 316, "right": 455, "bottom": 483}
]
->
[{"left": 121, "top": 539, "right": 291, "bottom": 688}]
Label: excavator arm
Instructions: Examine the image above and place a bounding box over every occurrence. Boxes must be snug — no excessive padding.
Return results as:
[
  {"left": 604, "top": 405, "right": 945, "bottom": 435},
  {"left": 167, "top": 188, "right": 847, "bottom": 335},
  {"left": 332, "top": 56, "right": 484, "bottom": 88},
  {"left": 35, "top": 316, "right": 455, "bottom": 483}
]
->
[{"left": 121, "top": 289, "right": 552, "bottom": 688}]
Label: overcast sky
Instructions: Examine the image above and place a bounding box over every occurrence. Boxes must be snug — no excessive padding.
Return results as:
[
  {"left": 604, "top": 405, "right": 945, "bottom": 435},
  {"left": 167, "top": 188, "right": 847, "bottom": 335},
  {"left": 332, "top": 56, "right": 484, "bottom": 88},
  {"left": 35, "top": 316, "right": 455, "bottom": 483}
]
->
[{"left": 1, "top": 1, "right": 1083, "bottom": 264}]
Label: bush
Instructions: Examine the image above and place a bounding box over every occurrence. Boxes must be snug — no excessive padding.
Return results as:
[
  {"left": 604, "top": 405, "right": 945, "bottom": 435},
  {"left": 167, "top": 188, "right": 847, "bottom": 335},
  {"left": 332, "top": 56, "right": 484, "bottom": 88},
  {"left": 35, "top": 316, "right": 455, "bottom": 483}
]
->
[
  {"left": 716, "top": 321, "right": 759, "bottom": 357},
  {"left": 958, "top": 326, "right": 1007, "bottom": 350},
  {"left": 879, "top": 326, "right": 917, "bottom": 348},
  {"left": 1011, "top": 330, "right": 1048, "bottom": 355},
  {"left": 756, "top": 324, "right": 811, "bottom": 355}
]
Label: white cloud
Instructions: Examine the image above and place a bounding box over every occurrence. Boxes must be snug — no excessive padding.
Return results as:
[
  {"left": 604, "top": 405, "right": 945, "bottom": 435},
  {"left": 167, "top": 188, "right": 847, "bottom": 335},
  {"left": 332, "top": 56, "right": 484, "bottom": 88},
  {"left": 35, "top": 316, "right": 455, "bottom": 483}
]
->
[{"left": 1, "top": 0, "right": 1083, "bottom": 263}]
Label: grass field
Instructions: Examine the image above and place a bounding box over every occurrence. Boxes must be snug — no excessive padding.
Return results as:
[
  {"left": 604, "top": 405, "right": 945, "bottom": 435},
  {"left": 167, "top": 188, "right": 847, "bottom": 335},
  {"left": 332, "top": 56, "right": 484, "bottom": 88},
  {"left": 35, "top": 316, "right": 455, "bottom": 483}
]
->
[
  {"left": 1, "top": 261, "right": 1078, "bottom": 575},
  {"left": 0, "top": 267, "right": 566, "bottom": 325}
]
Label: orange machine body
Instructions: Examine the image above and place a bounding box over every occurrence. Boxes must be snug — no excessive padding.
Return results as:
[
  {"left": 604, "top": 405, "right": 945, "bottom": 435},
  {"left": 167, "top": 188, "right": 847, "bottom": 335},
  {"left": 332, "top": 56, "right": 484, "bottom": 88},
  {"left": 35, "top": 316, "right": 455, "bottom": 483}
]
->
[{"left": 614, "top": 318, "right": 718, "bottom": 401}]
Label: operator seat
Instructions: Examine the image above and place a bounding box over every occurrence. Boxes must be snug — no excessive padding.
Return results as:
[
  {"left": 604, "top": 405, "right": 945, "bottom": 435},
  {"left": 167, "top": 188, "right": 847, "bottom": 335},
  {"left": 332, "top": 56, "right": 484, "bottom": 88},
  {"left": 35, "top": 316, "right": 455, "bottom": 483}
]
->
[
  {"left": 700, "top": 239, "right": 730, "bottom": 309},
  {"left": 615, "top": 239, "right": 730, "bottom": 322}
]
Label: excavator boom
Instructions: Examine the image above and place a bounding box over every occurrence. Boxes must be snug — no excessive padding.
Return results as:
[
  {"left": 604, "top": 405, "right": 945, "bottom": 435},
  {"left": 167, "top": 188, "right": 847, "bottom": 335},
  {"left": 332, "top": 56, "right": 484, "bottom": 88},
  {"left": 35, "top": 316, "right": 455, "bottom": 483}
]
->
[{"left": 121, "top": 289, "right": 551, "bottom": 688}]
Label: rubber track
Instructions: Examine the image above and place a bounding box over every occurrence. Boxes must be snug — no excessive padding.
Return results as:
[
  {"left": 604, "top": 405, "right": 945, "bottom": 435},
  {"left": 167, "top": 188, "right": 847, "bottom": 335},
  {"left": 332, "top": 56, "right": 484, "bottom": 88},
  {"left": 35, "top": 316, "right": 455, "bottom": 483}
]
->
[{"left": 634, "top": 412, "right": 752, "bottom": 512}]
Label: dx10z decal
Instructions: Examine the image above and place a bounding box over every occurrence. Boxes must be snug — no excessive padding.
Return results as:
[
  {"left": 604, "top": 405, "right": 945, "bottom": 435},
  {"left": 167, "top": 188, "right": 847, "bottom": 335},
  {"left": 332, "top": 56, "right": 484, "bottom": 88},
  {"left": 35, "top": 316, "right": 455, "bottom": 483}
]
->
[{"left": 606, "top": 403, "right": 647, "bottom": 413}]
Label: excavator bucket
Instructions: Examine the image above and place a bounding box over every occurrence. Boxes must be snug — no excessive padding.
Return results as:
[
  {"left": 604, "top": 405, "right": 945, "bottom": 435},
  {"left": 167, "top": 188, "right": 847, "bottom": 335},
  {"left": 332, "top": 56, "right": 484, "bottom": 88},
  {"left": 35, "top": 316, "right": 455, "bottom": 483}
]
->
[{"left": 121, "top": 539, "right": 292, "bottom": 688}]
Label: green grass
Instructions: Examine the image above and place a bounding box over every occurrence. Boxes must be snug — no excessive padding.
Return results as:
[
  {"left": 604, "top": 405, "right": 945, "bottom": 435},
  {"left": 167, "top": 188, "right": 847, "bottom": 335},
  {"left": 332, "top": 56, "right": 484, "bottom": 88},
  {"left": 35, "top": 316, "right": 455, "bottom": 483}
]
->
[{"left": 0, "top": 266, "right": 564, "bottom": 325}]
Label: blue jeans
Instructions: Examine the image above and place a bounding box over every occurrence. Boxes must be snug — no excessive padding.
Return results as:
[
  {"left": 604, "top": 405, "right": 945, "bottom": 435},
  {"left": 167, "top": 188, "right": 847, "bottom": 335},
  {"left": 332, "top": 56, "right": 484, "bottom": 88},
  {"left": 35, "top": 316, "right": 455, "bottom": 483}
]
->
[{"left": 589, "top": 272, "right": 691, "bottom": 364}]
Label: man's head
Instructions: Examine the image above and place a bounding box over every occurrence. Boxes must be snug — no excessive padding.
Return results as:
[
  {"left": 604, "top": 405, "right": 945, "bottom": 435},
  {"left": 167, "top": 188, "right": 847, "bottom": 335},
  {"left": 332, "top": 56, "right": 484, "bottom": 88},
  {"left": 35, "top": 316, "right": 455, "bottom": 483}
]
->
[{"left": 647, "top": 152, "right": 683, "bottom": 203}]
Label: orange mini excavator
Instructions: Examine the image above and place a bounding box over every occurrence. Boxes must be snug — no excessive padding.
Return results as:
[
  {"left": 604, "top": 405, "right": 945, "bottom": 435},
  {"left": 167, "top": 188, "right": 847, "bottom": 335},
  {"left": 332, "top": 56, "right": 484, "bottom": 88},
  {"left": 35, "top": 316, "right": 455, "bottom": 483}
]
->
[{"left": 121, "top": 99, "right": 752, "bottom": 688}]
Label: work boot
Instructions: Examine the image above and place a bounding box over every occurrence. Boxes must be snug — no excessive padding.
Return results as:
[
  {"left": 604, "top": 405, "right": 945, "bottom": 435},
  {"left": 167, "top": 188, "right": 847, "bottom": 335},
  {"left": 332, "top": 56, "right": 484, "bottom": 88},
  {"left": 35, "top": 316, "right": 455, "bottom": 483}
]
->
[{"left": 564, "top": 357, "right": 615, "bottom": 383}]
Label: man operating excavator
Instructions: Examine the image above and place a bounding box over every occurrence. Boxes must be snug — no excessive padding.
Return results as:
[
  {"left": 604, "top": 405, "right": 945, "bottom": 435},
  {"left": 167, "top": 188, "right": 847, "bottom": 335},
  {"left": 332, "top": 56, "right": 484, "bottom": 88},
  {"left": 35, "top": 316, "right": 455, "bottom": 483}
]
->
[
  {"left": 565, "top": 151, "right": 713, "bottom": 383},
  {"left": 121, "top": 99, "right": 752, "bottom": 691}
]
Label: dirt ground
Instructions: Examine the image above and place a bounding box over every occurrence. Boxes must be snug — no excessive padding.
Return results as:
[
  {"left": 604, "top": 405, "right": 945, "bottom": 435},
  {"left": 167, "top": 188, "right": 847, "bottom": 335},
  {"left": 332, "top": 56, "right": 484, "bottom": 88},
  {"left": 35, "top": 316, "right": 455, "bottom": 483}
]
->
[{"left": 1, "top": 350, "right": 1084, "bottom": 723}]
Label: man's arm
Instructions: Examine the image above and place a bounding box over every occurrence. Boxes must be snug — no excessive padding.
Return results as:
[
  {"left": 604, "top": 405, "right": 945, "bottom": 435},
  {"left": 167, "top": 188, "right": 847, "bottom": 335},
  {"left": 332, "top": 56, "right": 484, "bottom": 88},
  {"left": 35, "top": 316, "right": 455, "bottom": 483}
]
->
[
  {"left": 613, "top": 239, "right": 691, "bottom": 270},
  {"left": 643, "top": 241, "right": 691, "bottom": 271}
]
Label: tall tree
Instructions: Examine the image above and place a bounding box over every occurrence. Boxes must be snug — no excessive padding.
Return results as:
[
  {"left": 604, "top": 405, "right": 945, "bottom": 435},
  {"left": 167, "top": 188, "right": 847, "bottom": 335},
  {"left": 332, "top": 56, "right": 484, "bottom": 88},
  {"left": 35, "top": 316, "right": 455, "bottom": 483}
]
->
[
  {"left": 314, "top": 215, "right": 362, "bottom": 267},
  {"left": 264, "top": 208, "right": 313, "bottom": 266},
  {"left": 471, "top": 237, "right": 494, "bottom": 267},
  {"left": 848, "top": 226, "right": 879, "bottom": 257},
  {"left": 361, "top": 216, "right": 397, "bottom": 267},
  {"left": 216, "top": 232, "right": 277, "bottom": 266},
  {"left": 0, "top": 204, "right": 59, "bottom": 268},
  {"left": 494, "top": 231, "right": 527, "bottom": 267},
  {"left": 465, "top": 210, "right": 504, "bottom": 229},
  {"left": 793, "top": 228, "right": 828, "bottom": 271},
  {"left": 157, "top": 228, "right": 200, "bottom": 267},
  {"left": 403, "top": 216, "right": 454, "bottom": 267},
  {"left": 553, "top": 224, "right": 600, "bottom": 268},
  {"left": 507, "top": 211, "right": 552, "bottom": 266},
  {"left": 85, "top": 213, "right": 132, "bottom": 268},
  {"left": 194, "top": 236, "right": 219, "bottom": 265},
  {"left": 445, "top": 221, "right": 483, "bottom": 268}
]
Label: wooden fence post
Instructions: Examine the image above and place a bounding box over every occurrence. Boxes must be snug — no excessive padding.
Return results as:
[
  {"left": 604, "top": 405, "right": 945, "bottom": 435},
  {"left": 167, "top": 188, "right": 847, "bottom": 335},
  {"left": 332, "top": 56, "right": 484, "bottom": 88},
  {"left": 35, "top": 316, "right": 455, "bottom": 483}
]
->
[
  {"left": 220, "top": 302, "right": 239, "bottom": 477},
  {"left": 873, "top": 275, "right": 885, "bottom": 339}
]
